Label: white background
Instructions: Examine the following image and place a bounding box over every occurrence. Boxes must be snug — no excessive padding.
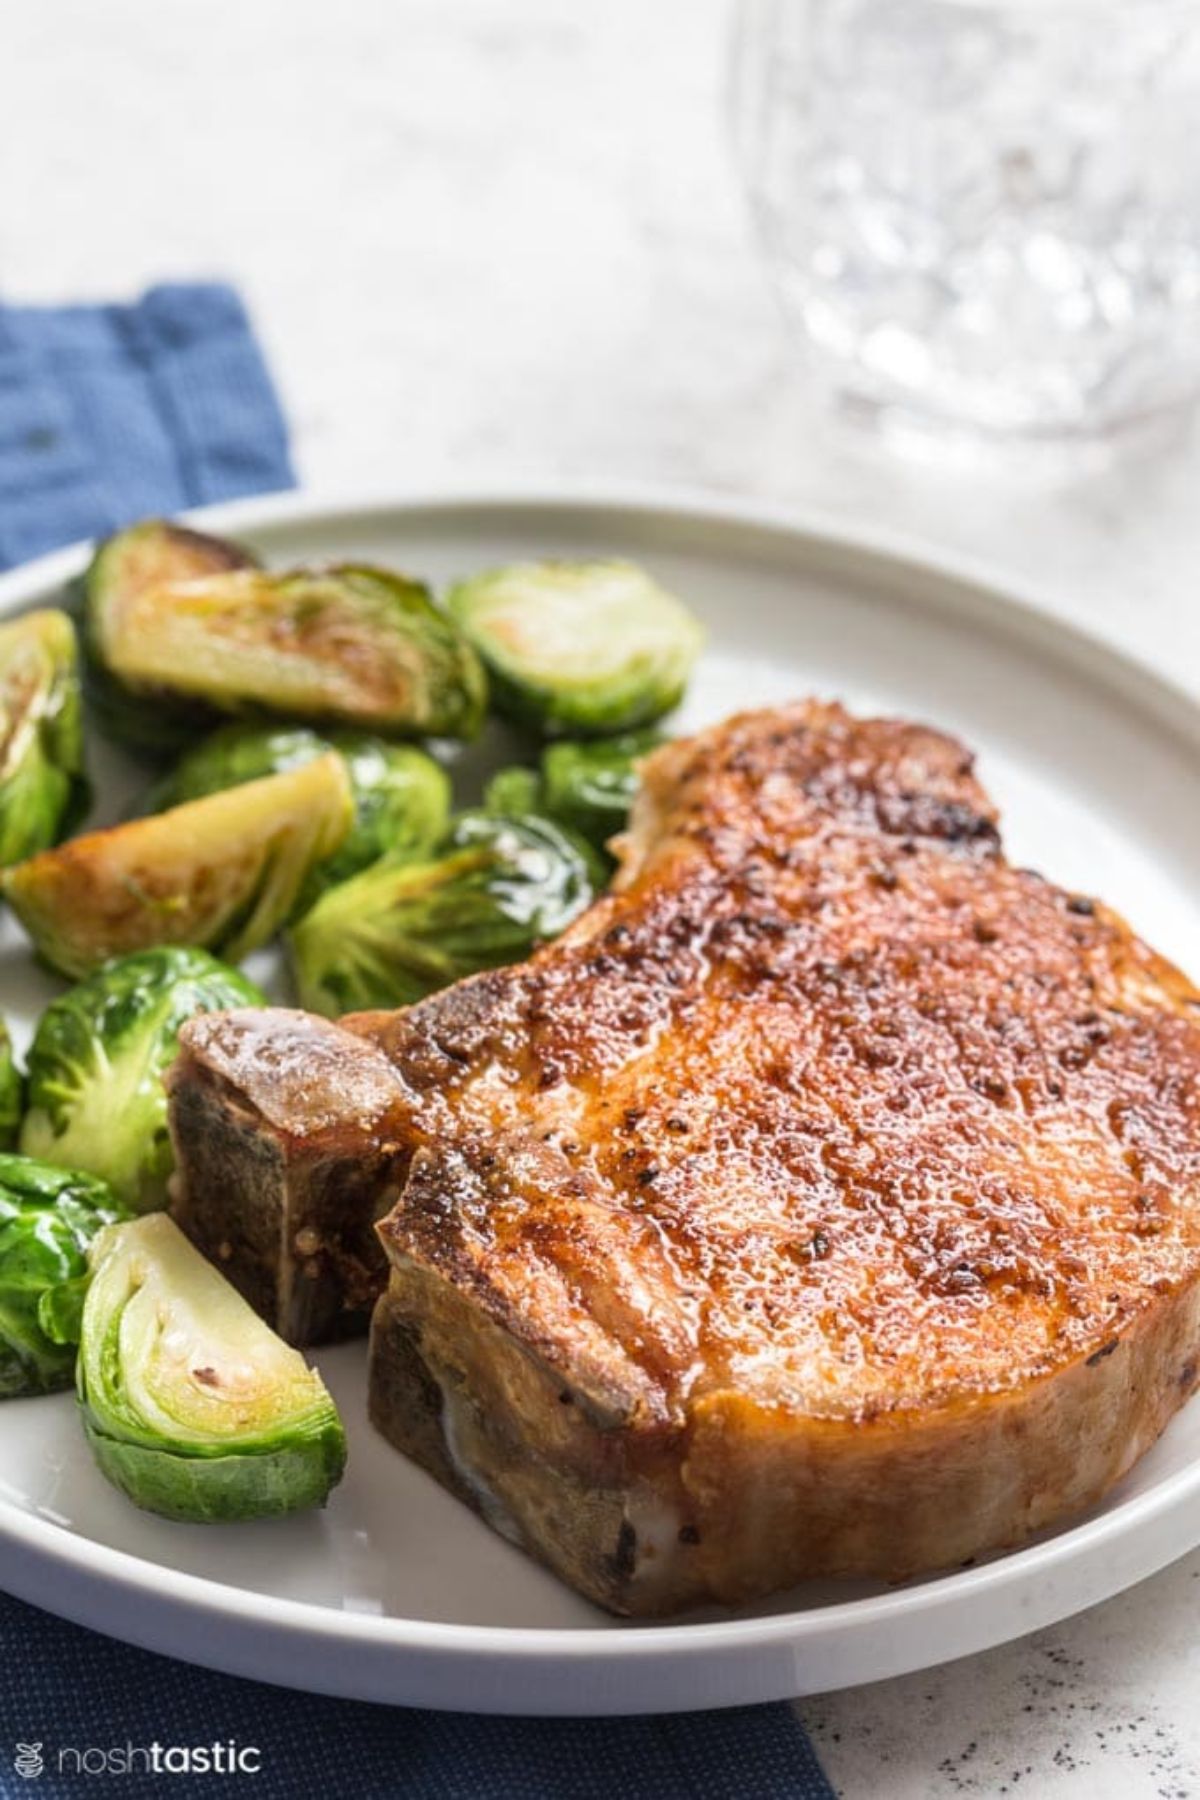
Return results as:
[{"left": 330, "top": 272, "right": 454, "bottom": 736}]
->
[{"left": 3, "top": 2, "right": 1200, "bottom": 1793}]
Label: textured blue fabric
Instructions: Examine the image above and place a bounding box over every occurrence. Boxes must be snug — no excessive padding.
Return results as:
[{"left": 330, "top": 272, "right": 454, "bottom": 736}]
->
[
  {"left": 0, "top": 1593, "right": 833, "bottom": 1799},
  {"left": 0, "top": 284, "right": 294, "bottom": 570},
  {"left": 0, "top": 285, "right": 833, "bottom": 1800}
]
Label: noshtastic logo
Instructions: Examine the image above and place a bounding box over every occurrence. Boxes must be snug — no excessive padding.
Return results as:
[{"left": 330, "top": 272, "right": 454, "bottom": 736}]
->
[{"left": 14, "top": 1740, "right": 261, "bottom": 1777}]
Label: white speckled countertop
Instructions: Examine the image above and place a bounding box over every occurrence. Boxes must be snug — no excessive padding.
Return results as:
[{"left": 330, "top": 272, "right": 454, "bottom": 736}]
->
[{"left": 2, "top": 2, "right": 1199, "bottom": 1792}]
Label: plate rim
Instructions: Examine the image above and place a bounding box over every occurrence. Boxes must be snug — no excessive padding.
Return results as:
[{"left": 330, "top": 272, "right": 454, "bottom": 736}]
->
[{"left": 2, "top": 479, "right": 1199, "bottom": 1704}]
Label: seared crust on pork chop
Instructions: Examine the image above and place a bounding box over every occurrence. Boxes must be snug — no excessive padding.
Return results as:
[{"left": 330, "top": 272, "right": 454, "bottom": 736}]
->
[{"left": 356, "top": 701, "right": 1200, "bottom": 1613}]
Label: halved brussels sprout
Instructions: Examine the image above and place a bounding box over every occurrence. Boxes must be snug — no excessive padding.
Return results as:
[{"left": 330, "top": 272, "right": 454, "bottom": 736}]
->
[
  {"left": 77, "top": 1214, "right": 346, "bottom": 1522},
  {"left": 137, "top": 721, "right": 326, "bottom": 814},
  {"left": 542, "top": 729, "right": 662, "bottom": 849},
  {"left": 21, "top": 948, "right": 266, "bottom": 1212},
  {"left": 140, "top": 723, "right": 451, "bottom": 911},
  {"left": 446, "top": 560, "right": 703, "bottom": 736},
  {"left": 483, "top": 731, "right": 659, "bottom": 856},
  {"left": 0, "top": 1155, "right": 126, "bottom": 1397},
  {"left": 81, "top": 519, "right": 259, "bottom": 755},
  {"left": 0, "top": 609, "right": 87, "bottom": 865},
  {"left": 290, "top": 810, "right": 603, "bottom": 1016},
  {"left": 482, "top": 764, "right": 542, "bottom": 816},
  {"left": 88, "top": 543, "right": 487, "bottom": 740},
  {"left": 0, "top": 1018, "right": 21, "bottom": 1151},
  {"left": 3, "top": 753, "right": 353, "bottom": 978}
]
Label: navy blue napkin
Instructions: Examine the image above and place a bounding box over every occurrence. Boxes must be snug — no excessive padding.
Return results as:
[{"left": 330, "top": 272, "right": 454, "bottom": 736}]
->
[
  {"left": 0, "top": 283, "right": 293, "bottom": 570},
  {"left": 0, "top": 285, "right": 834, "bottom": 1799},
  {"left": 0, "top": 1593, "right": 832, "bottom": 1800}
]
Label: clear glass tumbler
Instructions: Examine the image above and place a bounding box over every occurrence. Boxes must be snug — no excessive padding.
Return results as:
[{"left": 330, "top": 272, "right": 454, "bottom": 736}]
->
[{"left": 731, "top": 0, "right": 1200, "bottom": 461}]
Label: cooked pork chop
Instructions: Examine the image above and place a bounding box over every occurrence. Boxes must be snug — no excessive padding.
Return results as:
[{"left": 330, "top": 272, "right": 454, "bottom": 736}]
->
[
  {"left": 164, "top": 699, "right": 1200, "bottom": 1613},
  {"left": 354, "top": 701, "right": 1200, "bottom": 1614}
]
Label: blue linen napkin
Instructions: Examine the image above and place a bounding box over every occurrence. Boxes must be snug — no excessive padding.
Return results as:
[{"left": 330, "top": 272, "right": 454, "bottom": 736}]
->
[
  {"left": 0, "top": 283, "right": 294, "bottom": 570},
  {"left": 0, "top": 1593, "right": 833, "bottom": 1800},
  {"left": 0, "top": 285, "right": 835, "bottom": 1800}
]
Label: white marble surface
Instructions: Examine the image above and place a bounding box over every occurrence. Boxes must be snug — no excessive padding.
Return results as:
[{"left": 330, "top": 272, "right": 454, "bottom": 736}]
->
[{"left": 2, "top": 1, "right": 1200, "bottom": 1793}]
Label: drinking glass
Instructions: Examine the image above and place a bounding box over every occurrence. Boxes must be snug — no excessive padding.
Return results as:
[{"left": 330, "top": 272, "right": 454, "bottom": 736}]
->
[{"left": 731, "top": 0, "right": 1200, "bottom": 461}]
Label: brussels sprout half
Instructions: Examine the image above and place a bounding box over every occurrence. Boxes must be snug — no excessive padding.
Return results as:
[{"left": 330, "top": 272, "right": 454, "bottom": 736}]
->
[
  {"left": 0, "top": 609, "right": 87, "bottom": 865},
  {"left": 77, "top": 1214, "right": 346, "bottom": 1522},
  {"left": 483, "top": 730, "right": 660, "bottom": 858},
  {"left": 4, "top": 753, "right": 353, "bottom": 978},
  {"left": 21, "top": 948, "right": 266, "bottom": 1212},
  {"left": 0, "top": 1018, "right": 21, "bottom": 1151},
  {"left": 89, "top": 547, "right": 487, "bottom": 741},
  {"left": 482, "top": 764, "right": 542, "bottom": 817},
  {"left": 543, "top": 729, "right": 662, "bottom": 850},
  {"left": 81, "top": 519, "right": 260, "bottom": 756},
  {"left": 0, "top": 1155, "right": 127, "bottom": 1397},
  {"left": 140, "top": 722, "right": 451, "bottom": 912},
  {"left": 290, "top": 810, "right": 604, "bottom": 1017},
  {"left": 446, "top": 560, "right": 703, "bottom": 737},
  {"left": 137, "top": 721, "right": 328, "bottom": 814}
]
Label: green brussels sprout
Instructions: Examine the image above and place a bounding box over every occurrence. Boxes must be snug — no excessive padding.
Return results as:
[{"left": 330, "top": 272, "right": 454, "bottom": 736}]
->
[
  {"left": 540, "top": 729, "right": 662, "bottom": 850},
  {"left": 87, "top": 531, "right": 487, "bottom": 741},
  {"left": 482, "top": 764, "right": 543, "bottom": 816},
  {"left": 0, "top": 1155, "right": 127, "bottom": 1397},
  {"left": 482, "top": 732, "right": 660, "bottom": 857},
  {"left": 446, "top": 560, "right": 703, "bottom": 737},
  {"left": 3, "top": 752, "right": 353, "bottom": 979},
  {"left": 137, "top": 721, "right": 327, "bottom": 814},
  {"left": 290, "top": 810, "right": 604, "bottom": 1017},
  {"left": 0, "top": 609, "right": 88, "bottom": 864},
  {"left": 0, "top": 1018, "right": 21, "bottom": 1151},
  {"left": 140, "top": 723, "right": 451, "bottom": 911},
  {"left": 77, "top": 1213, "right": 347, "bottom": 1522},
  {"left": 21, "top": 948, "right": 266, "bottom": 1212},
  {"left": 80, "top": 518, "right": 260, "bottom": 756}
]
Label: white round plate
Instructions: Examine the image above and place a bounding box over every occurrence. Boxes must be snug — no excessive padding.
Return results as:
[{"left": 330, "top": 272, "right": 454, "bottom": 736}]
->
[{"left": 0, "top": 487, "right": 1198, "bottom": 1716}]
